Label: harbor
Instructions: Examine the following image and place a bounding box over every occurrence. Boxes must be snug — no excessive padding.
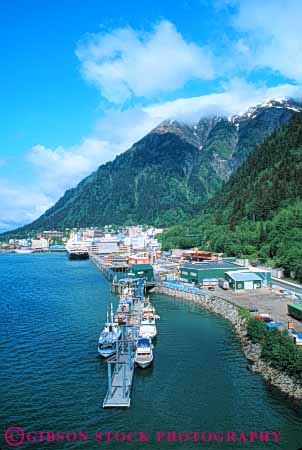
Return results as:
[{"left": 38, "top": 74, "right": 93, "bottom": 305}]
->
[
  {"left": 1, "top": 252, "right": 302, "bottom": 450},
  {"left": 97, "top": 276, "right": 158, "bottom": 408},
  {"left": 2, "top": 2, "right": 302, "bottom": 448},
  {"left": 2, "top": 226, "right": 302, "bottom": 409}
]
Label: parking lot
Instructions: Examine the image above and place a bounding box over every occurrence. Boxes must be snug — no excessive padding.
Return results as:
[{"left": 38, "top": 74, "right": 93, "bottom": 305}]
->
[{"left": 208, "top": 285, "right": 302, "bottom": 332}]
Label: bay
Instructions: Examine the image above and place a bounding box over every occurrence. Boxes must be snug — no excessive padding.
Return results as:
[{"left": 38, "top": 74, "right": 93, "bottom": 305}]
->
[{"left": 0, "top": 253, "right": 301, "bottom": 450}]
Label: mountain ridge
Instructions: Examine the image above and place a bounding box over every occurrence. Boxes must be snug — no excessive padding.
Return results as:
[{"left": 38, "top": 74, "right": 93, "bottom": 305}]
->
[{"left": 3, "top": 98, "right": 302, "bottom": 237}]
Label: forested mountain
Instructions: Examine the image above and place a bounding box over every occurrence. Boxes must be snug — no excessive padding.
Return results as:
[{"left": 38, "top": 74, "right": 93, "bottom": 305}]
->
[
  {"left": 3, "top": 98, "right": 302, "bottom": 237},
  {"left": 206, "top": 111, "right": 302, "bottom": 225},
  {"left": 160, "top": 113, "right": 302, "bottom": 281}
]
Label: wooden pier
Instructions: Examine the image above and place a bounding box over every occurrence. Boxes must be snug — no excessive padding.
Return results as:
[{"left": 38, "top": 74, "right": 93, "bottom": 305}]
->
[{"left": 90, "top": 254, "right": 129, "bottom": 281}]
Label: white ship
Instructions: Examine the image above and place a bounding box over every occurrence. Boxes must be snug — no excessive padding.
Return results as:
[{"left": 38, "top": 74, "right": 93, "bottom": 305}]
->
[
  {"left": 139, "top": 314, "right": 157, "bottom": 339},
  {"left": 66, "top": 234, "right": 89, "bottom": 260},
  {"left": 134, "top": 337, "right": 153, "bottom": 368}
]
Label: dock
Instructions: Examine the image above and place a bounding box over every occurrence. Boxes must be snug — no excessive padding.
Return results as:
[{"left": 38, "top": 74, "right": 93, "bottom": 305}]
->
[
  {"left": 103, "top": 353, "right": 135, "bottom": 408},
  {"left": 90, "top": 254, "right": 129, "bottom": 281},
  {"left": 102, "top": 279, "right": 145, "bottom": 408},
  {"left": 111, "top": 278, "right": 157, "bottom": 295}
]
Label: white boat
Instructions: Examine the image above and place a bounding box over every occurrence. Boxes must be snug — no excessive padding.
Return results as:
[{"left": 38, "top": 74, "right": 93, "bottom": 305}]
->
[
  {"left": 143, "top": 300, "right": 156, "bottom": 315},
  {"left": 143, "top": 299, "right": 160, "bottom": 319},
  {"left": 66, "top": 233, "right": 89, "bottom": 260},
  {"left": 15, "top": 248, "right": 33, "bottom": 254},
  {"left": 139, "top": 314, "right": 157, "bottom": 339},
  {"left": 98, "top": 305, "right": 121, "bottom": 358},
  {"left": 135, "top": 337, "right": 153, "bottom": 368}
]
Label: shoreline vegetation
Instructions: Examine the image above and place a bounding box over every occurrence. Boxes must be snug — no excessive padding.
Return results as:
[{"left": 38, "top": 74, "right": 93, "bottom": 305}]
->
[{"left": 154, "top": 285, "right": 302, "bottom": 400}]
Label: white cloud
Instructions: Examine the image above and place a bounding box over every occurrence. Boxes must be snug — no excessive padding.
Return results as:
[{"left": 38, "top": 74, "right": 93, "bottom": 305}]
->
[
  {"left": 232, "top": 0, "right": 302, "bottom": 80},
  {"left": 145, "top": 79, "right": 302, "bottom": 122},
  {"left": 95, "top": 106, "right": 161, "bottom": 149},
  {"left": 0, "top": 138, "right": 116, "bottom": 232},
  {"left": 76, "top": 20, "right": 214, "bottom": 103},
  {"left": 27, "top": 138, "right": 113, "bottom": 198},
  {"left": 2, "top": 78, "right": 301, "bottom": 232},
  {"left": 3, "top": 8, "right": 302, "bottom": 233},
  {"left": 0, "top": 179, "right": 52, "bottom": 232}
]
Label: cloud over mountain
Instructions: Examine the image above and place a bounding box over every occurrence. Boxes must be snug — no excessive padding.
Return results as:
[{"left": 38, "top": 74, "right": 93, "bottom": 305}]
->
[
  {"left": 76, "top": 20, "right": 215, "bottom": 103},
  {"left": 2, "top": 5, "right": 302, "bottom": 232}
]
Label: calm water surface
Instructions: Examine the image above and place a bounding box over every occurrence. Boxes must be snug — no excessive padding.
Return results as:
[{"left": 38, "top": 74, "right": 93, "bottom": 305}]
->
[{"left": 0, "top": 253, "right": 301, "bottom": 450}]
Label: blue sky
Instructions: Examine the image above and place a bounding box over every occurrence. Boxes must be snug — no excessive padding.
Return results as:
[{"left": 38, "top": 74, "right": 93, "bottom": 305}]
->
[{"left": 1, "top": 0, "right": 302, "bottom": 231}]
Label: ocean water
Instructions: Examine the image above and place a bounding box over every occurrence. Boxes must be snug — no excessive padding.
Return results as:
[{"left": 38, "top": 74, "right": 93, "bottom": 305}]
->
[{"left": 0, "top": 253, "right": 301, "bottom": 450}]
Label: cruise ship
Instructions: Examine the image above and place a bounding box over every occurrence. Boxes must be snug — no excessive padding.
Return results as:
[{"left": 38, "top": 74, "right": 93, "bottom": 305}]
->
[{"left": 65, "top": 234, "right": 89, "bottom": 260}]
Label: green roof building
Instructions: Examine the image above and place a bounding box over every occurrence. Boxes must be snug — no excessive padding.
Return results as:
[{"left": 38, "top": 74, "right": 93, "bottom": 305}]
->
[
  {"left": 179, "top": 262, "right": 248, "bottom": 285},
  {"left": 288, "top": 302, "right": 302, "bottom": 321},
  {"left": 225, "top": 271, "right": 262, "bottom": 290},
  {"left": 129, "top": 264, "right": 154, "bottom": 281}
]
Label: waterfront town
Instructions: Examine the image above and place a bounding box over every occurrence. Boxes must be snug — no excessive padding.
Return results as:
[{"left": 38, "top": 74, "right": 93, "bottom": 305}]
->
[
  {"left": 1, "top": 224, "right": 302, "bottom": 412},
  {"left": 1, "top": 225, "right": 302, "bottom": 341}
]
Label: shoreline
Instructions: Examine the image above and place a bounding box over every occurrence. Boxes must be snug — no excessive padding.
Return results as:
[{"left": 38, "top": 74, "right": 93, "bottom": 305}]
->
[{"left": 154, "top": 284, "right": 302, "bottom": 400}]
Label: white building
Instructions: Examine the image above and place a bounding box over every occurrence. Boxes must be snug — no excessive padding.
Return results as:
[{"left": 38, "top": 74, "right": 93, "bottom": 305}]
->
[{"left": 31, "top": 238, "right": 49, "bottom": 251}]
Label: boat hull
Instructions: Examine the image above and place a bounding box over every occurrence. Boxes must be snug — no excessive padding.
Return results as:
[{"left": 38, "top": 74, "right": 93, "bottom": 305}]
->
[
  {"left": 139, "top": 326, "right": 157, "bottom": 339},
  {"left": 98, "top": 347, "right": 116, "bottom": 358},
  {"left": 135, "top": 357, "right": 153, "bottom": 368},
  {"left": 68, "top": 252, "right": 89, "bottom": 260}
]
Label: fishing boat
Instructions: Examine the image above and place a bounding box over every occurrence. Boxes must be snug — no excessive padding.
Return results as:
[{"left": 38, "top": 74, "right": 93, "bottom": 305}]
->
[
  {"left": 143, "top": 299, "right": 156, "bottom": 315},
  {"left": 139, "top": 314, "right": 157, "bottom": 339},
  {"left": 114, "top": 288, "right": 134, "bottom": 324},
  {"left": 134, "top": 337, "right": 153, "bottom": 368},
  {"left": 98, "top": 305, "right": 121, "bottom": 358}
]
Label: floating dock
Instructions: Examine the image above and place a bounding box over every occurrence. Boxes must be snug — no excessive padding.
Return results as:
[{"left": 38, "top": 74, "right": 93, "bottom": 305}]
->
[
  {"left": 103, "top": 279, "right": 145, "bottom": 409},
  {"left": 103, "top": 352, "right": 135, "bottom": 408}
]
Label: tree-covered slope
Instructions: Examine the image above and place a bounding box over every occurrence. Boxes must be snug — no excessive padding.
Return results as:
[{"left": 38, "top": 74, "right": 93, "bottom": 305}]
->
[
  {"left": 206, "top": 112, "right": 302, "bottom": 225},
  {"left": 15, "top": 130, "right": 220, "bottom": 232},
  {"left": 4, "top": 99, "right": 302, "bottom": 237},
  {"left": 160, "top": 113, "right": 302, "bottom": 281}
]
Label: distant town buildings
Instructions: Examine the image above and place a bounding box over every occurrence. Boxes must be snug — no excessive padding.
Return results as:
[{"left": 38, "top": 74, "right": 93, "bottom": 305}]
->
[{"left": 39, "top": 230, "right": 64, "bottom": 240}]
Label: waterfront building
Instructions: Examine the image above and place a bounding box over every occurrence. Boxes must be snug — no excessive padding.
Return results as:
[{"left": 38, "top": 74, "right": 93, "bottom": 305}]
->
[
  {"left": 49, "top": 244, "right": 66, "bottom": 252},
  {"left": 40, "top": 230, "right": 64, "bottom": 239},
  {"left": 225, "top": 272, "right": 263, "bottom": 290},
  {"left": 83, "top": 229, "right": 104, "bottom": 239},
  {"left": 129, "top": 263, "right": 154, "bottom": 281},
  {"left": 118, "top": 244, "right": 131, "bottom": 253},
  {"left": 17, "top": 239, "right": 31, "bottom": 247},
  {"left": 179, "top": 261, "right": 249, "bottom": 285},
  {"left": 95, "top": 239, "right": 119, "bottom": 254},
  {"left": 130, "top": 235, "right": 146, "bottom": 250},
  {"left": 31, "top": 238, "right": 49, "bottom": 251},
  {"left": 288, "top": 302, "right": 302, "bottom": 321},
  {"left": 128, "top": 252, "right": 150, "bottom": 265}
]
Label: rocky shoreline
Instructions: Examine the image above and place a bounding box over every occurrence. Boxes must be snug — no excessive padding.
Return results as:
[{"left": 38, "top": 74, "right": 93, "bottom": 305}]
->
[{"left": 154, "top": 285, "right": 302, "bottom": 399}]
